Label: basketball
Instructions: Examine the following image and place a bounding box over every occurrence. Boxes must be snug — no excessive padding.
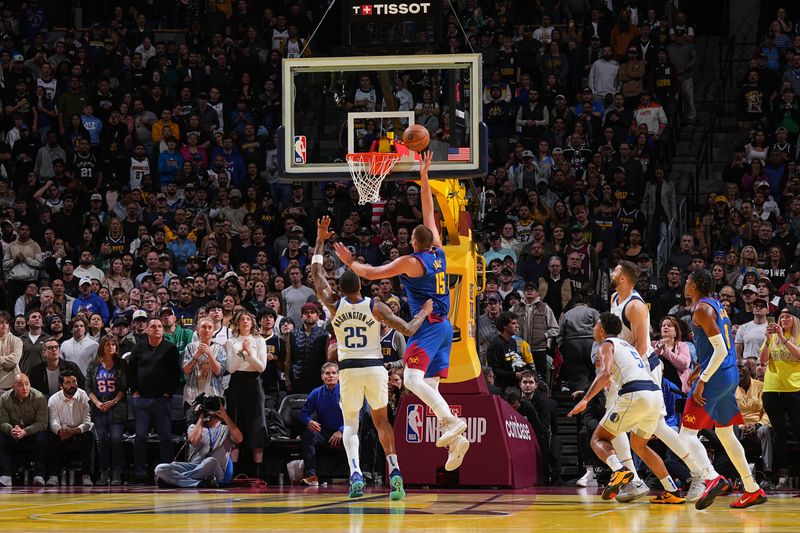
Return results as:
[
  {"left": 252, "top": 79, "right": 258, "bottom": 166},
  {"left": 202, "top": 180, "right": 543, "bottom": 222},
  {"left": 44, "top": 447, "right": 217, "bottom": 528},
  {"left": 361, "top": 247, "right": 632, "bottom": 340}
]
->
[{"left": 403, "top": 124, "right": 430, "bottom": 152}]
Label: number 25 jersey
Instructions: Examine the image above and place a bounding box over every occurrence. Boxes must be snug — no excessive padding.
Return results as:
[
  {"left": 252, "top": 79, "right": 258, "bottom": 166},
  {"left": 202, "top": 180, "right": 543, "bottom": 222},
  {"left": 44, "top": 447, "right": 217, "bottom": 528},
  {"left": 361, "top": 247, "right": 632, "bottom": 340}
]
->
[
  {"left": 332, "top": 296, "right": 382, "bottom": 361},
  {"left": 401, "top": 247, "right": 450, "bottom": 317}
]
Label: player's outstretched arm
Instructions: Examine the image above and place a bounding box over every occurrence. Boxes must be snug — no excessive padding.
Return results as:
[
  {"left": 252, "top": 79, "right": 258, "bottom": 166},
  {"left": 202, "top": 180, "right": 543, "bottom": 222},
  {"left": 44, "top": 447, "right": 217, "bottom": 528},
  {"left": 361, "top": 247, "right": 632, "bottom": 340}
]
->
[
  {"left": 333, "top": 242, "right": 423, "bottom": 280},
  {"left": 568, "top": 340, "right": 613, "bottom": 416},
  {"left": 311, "top": 217, "right": 338, "bottom": 317},
  {"left": 418, "top": 150, "right": 442, "bottom": 248},
  {"left": 373, "top": 298, "right": 433, "bottom": 337}
]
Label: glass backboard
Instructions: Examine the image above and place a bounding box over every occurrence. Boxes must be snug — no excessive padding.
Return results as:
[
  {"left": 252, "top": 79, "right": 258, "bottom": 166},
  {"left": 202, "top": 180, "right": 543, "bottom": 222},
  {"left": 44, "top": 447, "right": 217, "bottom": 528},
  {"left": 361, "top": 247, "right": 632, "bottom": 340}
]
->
[{"left": 277, "top": 54, "right": 487, "bottom": 181}]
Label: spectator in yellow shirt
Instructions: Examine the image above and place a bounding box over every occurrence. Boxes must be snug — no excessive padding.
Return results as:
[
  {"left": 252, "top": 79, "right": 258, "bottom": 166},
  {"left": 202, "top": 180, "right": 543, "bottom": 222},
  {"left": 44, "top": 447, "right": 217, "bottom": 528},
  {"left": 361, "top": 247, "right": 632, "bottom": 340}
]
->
[
  {"left": 735, "top": 361, "right": 772, "bottom": 479},
  {"left": 151, "top": 109, "right": 180, "bottom": 144}
]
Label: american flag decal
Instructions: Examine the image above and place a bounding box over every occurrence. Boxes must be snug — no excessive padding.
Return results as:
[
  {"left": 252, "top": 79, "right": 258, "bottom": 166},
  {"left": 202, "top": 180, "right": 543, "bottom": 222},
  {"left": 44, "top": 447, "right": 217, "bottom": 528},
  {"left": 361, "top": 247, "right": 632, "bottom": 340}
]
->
[{"left": 447, "top": 147, "right": 471, "bottom": 161}]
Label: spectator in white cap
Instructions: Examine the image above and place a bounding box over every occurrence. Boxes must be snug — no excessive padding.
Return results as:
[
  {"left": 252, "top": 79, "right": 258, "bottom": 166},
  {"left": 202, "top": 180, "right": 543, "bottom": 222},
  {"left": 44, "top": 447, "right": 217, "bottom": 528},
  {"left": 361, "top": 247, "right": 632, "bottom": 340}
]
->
[
  {"left": 126, "top": 310, "right": 150, "bottom": 346},
  {"left": 72, "top": 277, "right": 109, "bottom": 326}
]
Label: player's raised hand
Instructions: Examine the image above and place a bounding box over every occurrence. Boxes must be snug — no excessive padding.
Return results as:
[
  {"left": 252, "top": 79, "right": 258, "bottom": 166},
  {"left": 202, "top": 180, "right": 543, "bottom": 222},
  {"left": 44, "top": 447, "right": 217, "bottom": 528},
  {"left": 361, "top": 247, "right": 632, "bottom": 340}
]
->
[
  {"left": 333, "top": 241, "right": 354, "bottom": 266},
  {"left": 316, "top": 216, "right": 335, "bottom": 243},
  {"left": 420, "top": 150, "right": 433, "bottom": 177},
  {"left": 567, "top": 399, "right": 588, "bottom": 417}
]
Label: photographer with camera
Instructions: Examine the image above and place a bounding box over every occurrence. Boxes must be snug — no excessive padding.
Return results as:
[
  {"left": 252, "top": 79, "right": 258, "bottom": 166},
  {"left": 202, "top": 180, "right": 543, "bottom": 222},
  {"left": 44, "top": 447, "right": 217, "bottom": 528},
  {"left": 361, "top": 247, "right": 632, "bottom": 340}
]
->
[{"left": 154, "top": 394, "right": 242, "bottom": 488}]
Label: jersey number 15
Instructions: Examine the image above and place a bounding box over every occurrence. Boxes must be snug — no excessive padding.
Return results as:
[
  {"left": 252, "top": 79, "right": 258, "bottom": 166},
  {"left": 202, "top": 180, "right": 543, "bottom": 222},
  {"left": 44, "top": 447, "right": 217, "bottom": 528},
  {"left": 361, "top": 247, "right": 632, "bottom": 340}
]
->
[{"left": 435, "top": 271, "right": 446, "bottom": 295}]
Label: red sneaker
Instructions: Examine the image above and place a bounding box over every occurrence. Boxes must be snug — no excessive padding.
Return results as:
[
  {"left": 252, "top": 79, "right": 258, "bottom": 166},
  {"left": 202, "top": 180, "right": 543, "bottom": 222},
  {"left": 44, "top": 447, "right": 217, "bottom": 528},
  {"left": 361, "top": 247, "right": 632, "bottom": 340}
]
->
[
  {"left": 695, "top": 475, "right": 730, "bottom": 510},
  {"left": 730, "top": 489, "right": 768, "bottom": 509}
]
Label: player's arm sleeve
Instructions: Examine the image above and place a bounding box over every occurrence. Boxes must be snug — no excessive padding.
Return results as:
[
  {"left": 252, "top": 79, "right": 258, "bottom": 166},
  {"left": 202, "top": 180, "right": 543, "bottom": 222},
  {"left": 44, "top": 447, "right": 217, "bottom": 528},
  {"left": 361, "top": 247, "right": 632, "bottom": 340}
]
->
[{"left": 699, "top": 334, "right": 728, "bottom": 382}]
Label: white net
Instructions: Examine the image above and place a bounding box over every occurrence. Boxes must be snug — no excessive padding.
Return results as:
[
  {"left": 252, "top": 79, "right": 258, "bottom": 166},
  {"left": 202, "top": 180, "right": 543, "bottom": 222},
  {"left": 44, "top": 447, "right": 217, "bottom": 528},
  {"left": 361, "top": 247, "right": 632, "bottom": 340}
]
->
[{"left": 345, "top": 152, "right": 400, "bottom": 205}]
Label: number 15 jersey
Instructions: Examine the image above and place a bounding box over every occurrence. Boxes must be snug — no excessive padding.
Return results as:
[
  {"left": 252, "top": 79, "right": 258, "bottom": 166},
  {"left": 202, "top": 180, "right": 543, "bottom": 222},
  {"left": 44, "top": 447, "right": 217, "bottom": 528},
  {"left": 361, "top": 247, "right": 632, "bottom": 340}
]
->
[
  {"left": 402, "top": 247, "right": 450, "bottom": 317},
  {"left": 332, "top": 296, "right": 382, "bottom": 361}
]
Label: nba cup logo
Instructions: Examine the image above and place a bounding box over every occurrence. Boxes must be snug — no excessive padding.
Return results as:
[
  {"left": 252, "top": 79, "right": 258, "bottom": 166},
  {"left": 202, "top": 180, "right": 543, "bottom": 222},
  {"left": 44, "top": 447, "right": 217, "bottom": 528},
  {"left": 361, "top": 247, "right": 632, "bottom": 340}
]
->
[
  {"left": 406, "top": 404, "right": 423, "bottom": 443},
  {"left": 294, "top": 135, "right": 307, "bottom": 164}
]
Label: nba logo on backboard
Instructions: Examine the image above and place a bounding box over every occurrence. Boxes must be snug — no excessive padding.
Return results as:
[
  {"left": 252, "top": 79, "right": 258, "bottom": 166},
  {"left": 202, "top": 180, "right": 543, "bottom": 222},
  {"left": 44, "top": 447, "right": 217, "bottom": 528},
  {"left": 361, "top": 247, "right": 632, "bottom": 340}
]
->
[
  {"left": 294, "top": 135, "right": 306, "bottom": 164},
  {"left": 406, "top": 404, "right": 423, "bottom": 443}
]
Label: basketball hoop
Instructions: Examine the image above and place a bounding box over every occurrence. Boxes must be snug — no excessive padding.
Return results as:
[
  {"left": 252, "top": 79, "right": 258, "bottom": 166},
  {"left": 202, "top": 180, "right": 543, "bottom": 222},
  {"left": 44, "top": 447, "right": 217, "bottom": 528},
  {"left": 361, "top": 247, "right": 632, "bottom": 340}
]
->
[{"left": 345, "top": 152, "right": 401, "bottom": 205}]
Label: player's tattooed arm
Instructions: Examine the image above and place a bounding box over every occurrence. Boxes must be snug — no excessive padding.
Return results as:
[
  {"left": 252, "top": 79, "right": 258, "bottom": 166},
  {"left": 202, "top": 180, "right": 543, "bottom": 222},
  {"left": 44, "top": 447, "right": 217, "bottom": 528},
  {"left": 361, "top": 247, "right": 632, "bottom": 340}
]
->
[
  {"left": 312, "top": 217, "right": 338, "bottom": 317},
  {"left": 373, "top": 298, "right": 433, "bottom": 337}
]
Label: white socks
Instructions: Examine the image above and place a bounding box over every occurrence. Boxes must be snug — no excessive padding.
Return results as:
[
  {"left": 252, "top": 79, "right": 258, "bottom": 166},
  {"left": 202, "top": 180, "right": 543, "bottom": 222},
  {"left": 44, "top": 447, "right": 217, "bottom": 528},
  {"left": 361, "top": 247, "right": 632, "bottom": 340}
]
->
[
  {"left": 387, "top": 454, "right": 400, "bottom": 472},
  {"left": 404, "top": 368, "right": 452, "bottom": 420},
  {"left": 660, "top": 475, "right": 678, "bottom": 492},
  {"left": 605, "top": 453, "right": 624, "bottom": 471},
  {"left": 716, "top": 425, "right": 759, "bottom": 493},
  {"left": 342, "top": 411, "right": 362, "bottom": 476},
  {"left": 654, "top": 419, "right": 703, "bottom": 477},
  {"left": 611, "top": 433, "right": 641, "bottom": 481}
]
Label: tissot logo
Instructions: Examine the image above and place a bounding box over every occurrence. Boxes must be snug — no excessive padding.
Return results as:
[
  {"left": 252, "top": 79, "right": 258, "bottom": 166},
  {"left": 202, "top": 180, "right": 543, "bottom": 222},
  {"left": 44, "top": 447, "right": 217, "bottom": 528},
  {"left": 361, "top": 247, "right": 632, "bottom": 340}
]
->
[{"left": 352, "top": 2, "right": 431, "bottom": 15}]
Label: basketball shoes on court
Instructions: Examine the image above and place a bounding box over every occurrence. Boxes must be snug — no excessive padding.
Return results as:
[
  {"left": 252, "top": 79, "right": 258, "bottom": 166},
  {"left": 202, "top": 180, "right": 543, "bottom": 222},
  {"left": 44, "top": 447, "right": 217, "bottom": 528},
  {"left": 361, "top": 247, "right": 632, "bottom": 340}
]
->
[
  {"left": 616, "top": 479, "right": 650, "bottom": 502},
  {"left": 389, "top": 469, "right": 405, "bottom": 501},
  {"left": 729, "top": 489, "right": 767, "bottom": 509},
  {"left": 349, "top": 472, "right": 365, "bottom": 498},
  {"left": 695, "top": 475, "right": 730, "bottom": 510},
  {"left": 650, "top": 490, "right": 686, "bottom": 504},
  {"left": 602, "top": 467, "right": 634, "bottom": 500},
  {"left": 685, "top": 476, "right": 705, "bottom": 502}
]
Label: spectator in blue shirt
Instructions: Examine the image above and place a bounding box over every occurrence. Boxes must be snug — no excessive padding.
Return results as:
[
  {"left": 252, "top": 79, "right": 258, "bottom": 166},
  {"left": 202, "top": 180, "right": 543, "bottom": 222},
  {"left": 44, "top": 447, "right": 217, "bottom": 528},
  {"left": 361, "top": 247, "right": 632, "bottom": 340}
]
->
[
  {"left": 167, "top": 223, "right": 197, "bottom": 276},
  {"left": 158, "top": 138, "right": 184, "bottom": 186},
  {"left": 210, "top": 137, "right": 245, "bottom": 187},
  {"left": 80, "top": 104, "right": 103, "bottom": 148},
  {"left": 72, "top": 277, "right": 110, "bottom": 325},
  {"left": 299, "top": 362, "right": 344, "bottom": 486}
]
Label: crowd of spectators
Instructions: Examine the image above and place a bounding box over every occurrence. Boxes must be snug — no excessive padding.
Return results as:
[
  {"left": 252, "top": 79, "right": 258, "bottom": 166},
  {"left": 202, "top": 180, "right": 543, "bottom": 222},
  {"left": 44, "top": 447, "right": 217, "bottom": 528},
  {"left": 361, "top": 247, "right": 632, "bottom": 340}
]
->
[{"left": 0, "top": 0, "right": 796, "bottom": 491}]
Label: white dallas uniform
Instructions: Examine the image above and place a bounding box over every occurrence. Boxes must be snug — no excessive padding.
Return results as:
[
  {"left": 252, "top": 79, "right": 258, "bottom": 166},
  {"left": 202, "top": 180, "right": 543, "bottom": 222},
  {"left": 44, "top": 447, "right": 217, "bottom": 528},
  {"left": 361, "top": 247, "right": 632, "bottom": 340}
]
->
[
  {"left": 332, "top": 296, "right": 389, "bottom": 413},
  {"left": 599, "top": 337, "right": 665, "bottom": 439},
  {"left": 609, "top": 290, "right": 661, "bottom": 393}
]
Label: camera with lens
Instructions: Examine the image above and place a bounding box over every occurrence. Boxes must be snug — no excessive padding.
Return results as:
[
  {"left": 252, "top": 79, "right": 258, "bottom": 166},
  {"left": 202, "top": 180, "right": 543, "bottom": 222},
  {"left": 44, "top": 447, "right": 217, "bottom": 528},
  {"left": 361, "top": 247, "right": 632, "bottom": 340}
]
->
[{"left": 193, "top": 393, "right": 224, "bottom": 415}]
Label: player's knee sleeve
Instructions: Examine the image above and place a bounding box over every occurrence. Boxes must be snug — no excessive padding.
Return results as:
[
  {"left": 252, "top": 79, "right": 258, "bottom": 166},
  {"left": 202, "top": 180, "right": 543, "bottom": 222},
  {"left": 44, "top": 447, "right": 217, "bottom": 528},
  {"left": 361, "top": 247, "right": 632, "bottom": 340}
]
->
[
  {"left": 404, "top": 367, "right": 426, "bottom": 393},
  {"left": 424, "top": 376, "right": 440, "bottom": 391},
  {"left": 342, "top": 411, "right": 361, "bottom": 432},
  {"left": 680, "top": 426, "right": 699, "bottom": 438}
]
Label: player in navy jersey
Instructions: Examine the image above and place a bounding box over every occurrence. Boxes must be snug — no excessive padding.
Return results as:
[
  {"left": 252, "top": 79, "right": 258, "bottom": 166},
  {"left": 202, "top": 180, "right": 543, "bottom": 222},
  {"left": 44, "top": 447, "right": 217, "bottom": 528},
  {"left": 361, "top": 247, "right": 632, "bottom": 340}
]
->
[
  {"left": 681, "top": 269, "right": 768, "bottom": 509},
  {"left": 334, "top": 152, "right": 470, "bottom": 471}
]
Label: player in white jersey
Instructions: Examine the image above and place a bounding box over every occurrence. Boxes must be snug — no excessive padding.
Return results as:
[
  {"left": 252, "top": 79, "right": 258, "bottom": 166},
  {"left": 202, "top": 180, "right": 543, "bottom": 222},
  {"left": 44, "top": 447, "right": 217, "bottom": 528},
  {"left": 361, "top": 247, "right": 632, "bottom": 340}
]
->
[
  {"left": 311, "top": 216, "right": 432, "bottom": 500},
  {"left": 569, "top": 313, "right": 685, "bottom": 504},
  {"left": 609, "top": 261, "right": 707, "bottom": 502}
]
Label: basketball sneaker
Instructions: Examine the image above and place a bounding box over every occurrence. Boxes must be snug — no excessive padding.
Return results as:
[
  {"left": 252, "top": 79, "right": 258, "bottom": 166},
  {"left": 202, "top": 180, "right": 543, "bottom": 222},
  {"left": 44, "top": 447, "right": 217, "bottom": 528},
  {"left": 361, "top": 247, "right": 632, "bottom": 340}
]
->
[
  {"left": 301, "top": 475, "right": 319, "bottom": 487},
  {"left": 650, "top": 490, "right": 686, "bottom": 504},
  {"left": 576, "top": 467, "right": 597, "bottom": 487},
  {"left": 436, "top": 416, "right": 467, "bottom": 448},
  {"left": 695, "top": 475, "right": 730, "bottom": 510},
  {"left": 602, "top": 467, "right": 634, "bottom": 500},
  {"left": 729, "top": 488, "right": 768, "bottom": 509},
  {"left": 389, "top": 469, "right": 405, "bottom": 501},
  {"left": 349, "top": 472, "right": 365, "bottom": 498},
  {"left": 685, "top": 476, "right": 705, "bottom": 503},
  {"left": 445, "top": 435, "right": 470, "bottom": 471},
  {"left": 616, "top": 478, "right": 650, "bottom": 502}
]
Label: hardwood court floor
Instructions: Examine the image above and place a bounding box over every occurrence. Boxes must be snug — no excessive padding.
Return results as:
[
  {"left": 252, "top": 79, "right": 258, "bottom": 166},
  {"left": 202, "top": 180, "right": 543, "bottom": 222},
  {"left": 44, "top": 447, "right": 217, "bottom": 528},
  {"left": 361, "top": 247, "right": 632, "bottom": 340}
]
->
[{"left": 0, "top": 486, "right": 796, "bottom": 532}]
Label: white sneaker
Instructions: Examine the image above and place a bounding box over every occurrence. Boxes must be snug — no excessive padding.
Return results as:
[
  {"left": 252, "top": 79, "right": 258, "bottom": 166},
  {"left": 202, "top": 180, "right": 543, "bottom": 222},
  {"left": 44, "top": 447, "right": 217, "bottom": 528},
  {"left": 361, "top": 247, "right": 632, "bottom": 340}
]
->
[
  {"left": 0, "top": 475, "right": 11, "bottom": 487},
  {"left": 776, "top": 476, "right": 790, "bottom": 489},
  {"left": 32, "top": 476, "right": 45, "bottom": 487},
  {"left": 81, "top": 475, "right": 93, "bottom": 486},
  {"left": 576, "top": 468, "right": 597, "bottom": 487},
  {"left": 445, "top": 436, "right": 470, "bottom": 471},
  {"left": 686, "top": 476, "right": 705, "bottom": 503},
  {"left": 46, "top": 476, "right": 59, "bottom": 486},
  {"left": 615, "top": 479, "right": 649, "bottom": 503},
  {"left": 287, "top": 459, "right": 304, "bottom": 485},
  {"left": 436, "top": 416, "right": 467, "bottom": 448}
]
